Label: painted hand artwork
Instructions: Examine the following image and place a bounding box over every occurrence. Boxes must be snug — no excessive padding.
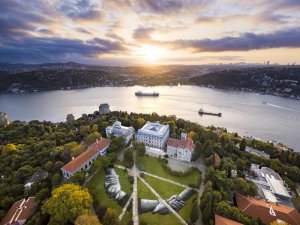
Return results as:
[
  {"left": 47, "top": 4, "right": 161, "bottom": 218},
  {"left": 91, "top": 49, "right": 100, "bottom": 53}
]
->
[{"left": 104, "top": 168, "right": 194, "bottom": 215}]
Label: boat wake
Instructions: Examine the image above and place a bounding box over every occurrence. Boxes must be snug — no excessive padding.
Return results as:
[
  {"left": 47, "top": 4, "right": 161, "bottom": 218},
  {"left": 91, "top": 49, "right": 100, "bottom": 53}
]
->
[{"left": 265, "top": 102, "right": 299, "bottom": 112}]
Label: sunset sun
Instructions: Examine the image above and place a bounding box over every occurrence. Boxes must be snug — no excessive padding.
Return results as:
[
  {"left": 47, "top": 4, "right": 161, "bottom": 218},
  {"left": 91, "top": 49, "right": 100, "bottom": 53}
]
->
[{"left": 138, "top": 45, "right": 167, "bottom": 62}]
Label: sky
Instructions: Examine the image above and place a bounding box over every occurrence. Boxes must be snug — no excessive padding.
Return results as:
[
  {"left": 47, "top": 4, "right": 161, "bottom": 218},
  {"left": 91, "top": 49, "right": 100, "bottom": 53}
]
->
[{"left": 0, "top": 0, "right": 300, "bottom": 65}]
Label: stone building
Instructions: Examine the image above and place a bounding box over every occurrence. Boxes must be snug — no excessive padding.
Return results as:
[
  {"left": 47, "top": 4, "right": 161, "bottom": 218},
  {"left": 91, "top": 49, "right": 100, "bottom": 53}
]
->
[
  {"left": 99, "top": 103, "right": 110, "bottom": 115},
  {"left": 0, "top": 112, "right": 10, "bottom": 126},
  {"left": 66, "top": 114, "right": 75, "bottom": 123}
]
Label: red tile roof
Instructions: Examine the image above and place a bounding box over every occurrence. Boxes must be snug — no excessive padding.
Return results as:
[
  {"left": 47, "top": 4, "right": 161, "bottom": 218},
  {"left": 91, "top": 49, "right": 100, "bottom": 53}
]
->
[
  {"left": 214, "top": 153, "right": 221, "bottom": 167},
  {"left": 62, "top": 138, "right": 110, "bottom": 173},
  {"left": 0, "top": 197, "right": 36, "bottom": 225},
  {"left": 215, "top": 214, "right": 243, "bottom": 225},
  {"left": 236, "top": 193, "right": 300, "bottom": 225},
  {"left": 167, "top": 137, "right": 195, "bottom": 152}
]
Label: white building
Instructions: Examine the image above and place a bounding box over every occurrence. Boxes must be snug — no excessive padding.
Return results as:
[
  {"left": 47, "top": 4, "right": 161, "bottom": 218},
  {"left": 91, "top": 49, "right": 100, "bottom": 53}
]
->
[
  {"left": 167, "top": 133, "right": 195, "bottom": 162},
  {"left": 106, "top": 120, "right": 135, "bottom": 145},
  {"left": 136, "top": 121, "right": 169, "bottom": 149},
  {"left": 61, "top": 138, "right": 110, "bottom": 179},
  {"left": 248, "top": 164, "right": 292, "bottom": 202}
]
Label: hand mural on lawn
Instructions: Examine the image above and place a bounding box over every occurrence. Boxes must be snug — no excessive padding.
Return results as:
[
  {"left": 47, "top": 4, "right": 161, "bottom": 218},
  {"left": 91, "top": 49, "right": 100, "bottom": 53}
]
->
[{"left": 104, "top": 167, "right": 194, "bottom": 215}]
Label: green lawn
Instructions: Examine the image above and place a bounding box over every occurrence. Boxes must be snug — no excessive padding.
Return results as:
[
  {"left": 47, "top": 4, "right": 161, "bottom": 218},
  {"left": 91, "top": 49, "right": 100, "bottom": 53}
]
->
[
  {"left": 138, "top": 177, "right": 182, "bottom": 225},
  {"left": 138, "top": 175, "right": 197, "bottom": 225},
  {"left": 136, "top": 155, "right": 201, "bottom": 186},
  {"left": 86, "top": 168, "right": 132, "bottom": 225}
]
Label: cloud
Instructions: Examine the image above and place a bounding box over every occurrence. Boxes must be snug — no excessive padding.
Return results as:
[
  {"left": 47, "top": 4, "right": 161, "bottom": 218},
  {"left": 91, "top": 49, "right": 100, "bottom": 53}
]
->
[
  {"left": 134, "top": 0, "right": 214, "bottom": 14},
  {"left": 0, "top": 36, "right": 127, "bottom": 63},
  {"left": 0, "top": 0, "right": 57, "bottom": 40},
  {"left": 171, "top": 28, "right": 300, "bottom": 52},
  {"left": 57, "top": 0, "right": 104, "bottom": 21},
  {"left": 132, "top": 27, "right": 155, "bottom": 41}
]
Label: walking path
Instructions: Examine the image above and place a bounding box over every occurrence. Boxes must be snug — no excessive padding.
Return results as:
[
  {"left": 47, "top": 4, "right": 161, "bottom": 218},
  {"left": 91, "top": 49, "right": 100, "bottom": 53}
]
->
[
  {"left": 142, "top": 171, "right": 199, "bottom": 192},
  {"left": 132, "top": 175, "right": 139, "bottom": 225},
  {"left": 138, "top": 175, "right": 188, "bottom": 225},
  {"left": 118, "top": 194, "right": 133, "bottom": 221}
]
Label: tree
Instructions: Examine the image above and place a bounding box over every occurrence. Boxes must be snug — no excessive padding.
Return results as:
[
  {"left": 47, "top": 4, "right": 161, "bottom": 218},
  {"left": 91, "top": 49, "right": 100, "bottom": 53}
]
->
[
  {"left": 51, "top": 173, "right": 61, "bottom": 187},
  {"left": 69, "top": 170, "right": 86, "bottom": 185},
  {"left": 133, "top": 141, "right": 145, "bottom": 157},
  {"left": 239, "top": 139, "right": 246, "bottom": 151},
  {"left": 90, "top": 158, "right": 102, "bottom": 174},
  {"left": 80, "top": 125, "right": 91, "bottom": 137},
  {"left": 103, "top": 208, "right": 119, "bottom": 225},
  {"left": 190, "top": 200, "right": 199, "bottom": 223},
  {"left": 85, "top": 132, "right": 101, "bottom": 145},
  {"left": 42, "top": 184, "right": 92, "bottom": 225},
  {"left": 124, "top": 148, "right": 134, "bottom": 168},
  {"left": 35, "top": 188, "right": 50, "bottom": 202},
  {"left": 75, "top": 214, "right": 102, "bottom": 225},
  {"left": 2, "top": 143, "right": 17, "bottom": 154},
  {"left": 108, "top": 137, "right": 125, "bottom": 153}
]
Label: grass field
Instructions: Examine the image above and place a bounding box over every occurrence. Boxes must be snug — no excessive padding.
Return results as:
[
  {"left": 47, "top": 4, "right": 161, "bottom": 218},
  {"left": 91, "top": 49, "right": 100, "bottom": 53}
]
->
[
  {"left": 136, "top": 155, "right": 201, "bottom": 186},
  {"left": 138, "top": 175, "right": 197, "bottom": 225},
  {"left": 86, "top": 168, "right": 132, "bottom": 225}
]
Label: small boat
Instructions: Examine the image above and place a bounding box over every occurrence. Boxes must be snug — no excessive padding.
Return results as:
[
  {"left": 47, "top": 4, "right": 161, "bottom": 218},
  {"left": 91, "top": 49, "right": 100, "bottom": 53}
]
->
[
  {"left": 135, "top": 91, "right": 159, "bottom": 97},
  {"left": 198, "top": 108, "right": 222, "bottom": 117}
]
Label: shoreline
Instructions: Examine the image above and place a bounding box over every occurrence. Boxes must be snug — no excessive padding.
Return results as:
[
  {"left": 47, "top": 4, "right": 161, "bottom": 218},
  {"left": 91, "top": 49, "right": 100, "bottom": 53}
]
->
[{"left": 1, "top": 84, "right": 299, "bottom": 101}]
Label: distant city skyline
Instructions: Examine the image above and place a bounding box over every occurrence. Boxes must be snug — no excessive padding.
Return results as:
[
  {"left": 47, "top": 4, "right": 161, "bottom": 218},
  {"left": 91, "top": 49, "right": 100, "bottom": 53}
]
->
[{"left": 1, "top": 0, "right": 300, "bottom": 65}]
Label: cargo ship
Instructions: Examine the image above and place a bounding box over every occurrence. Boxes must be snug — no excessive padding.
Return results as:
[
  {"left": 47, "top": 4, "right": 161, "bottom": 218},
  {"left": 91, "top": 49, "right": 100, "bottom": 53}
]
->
[
  {"left": 198, "top": 108, "right": 222, "bottom": 117},
  {"left": 135, "top": 91, "right": 159, "bottom": 97}
]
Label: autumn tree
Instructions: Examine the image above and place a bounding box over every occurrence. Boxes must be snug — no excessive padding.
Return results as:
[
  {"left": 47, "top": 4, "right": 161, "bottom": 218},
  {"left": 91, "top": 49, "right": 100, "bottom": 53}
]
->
[
  {"left": 270, "top": 220, "right": 289, "bottom": 225},
  {"left": 103, "top": 208, "right": 119, "bottom": 225},
  {"left": 2, "top": 143, "right": 17, "bottom": 154},
  {"left": 42, "top": 184, "right": 92, "bottom": 225},
  {"left": 75, "top": 214, "right": 102, "bottom": 225}
]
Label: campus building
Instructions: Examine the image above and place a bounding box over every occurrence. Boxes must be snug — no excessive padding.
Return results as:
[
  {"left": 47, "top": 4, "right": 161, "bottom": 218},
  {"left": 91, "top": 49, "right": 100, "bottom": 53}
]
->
[
  {"left": 215, "top": 214, "right": 242, "bottom": 225},
  {"left": 106, "top": 120, "right": 135, "bottom": 145},
  {"left": 61, "top": 138, "right": 110, "bottom": 179},
  {"left": 236, "top": 193, "right": 300, "bottom": 225},
  {"left": 136, "top": 121, "right": 169, "bottom": 149},
  {"left": 0, "top": 197, "right": 36, "bottom": 225},
  {"left": 247, "top": 164, "right": 292, "bottom": 202},
  {"left": 167, "top": 133, "right": 195, "bottom": 162}
]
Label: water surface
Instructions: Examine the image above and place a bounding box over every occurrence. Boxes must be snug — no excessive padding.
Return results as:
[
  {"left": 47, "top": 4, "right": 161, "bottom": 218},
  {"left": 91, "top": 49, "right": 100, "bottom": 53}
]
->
[{"left": 1, "top": 86, "right": 299, "bottom": 151}]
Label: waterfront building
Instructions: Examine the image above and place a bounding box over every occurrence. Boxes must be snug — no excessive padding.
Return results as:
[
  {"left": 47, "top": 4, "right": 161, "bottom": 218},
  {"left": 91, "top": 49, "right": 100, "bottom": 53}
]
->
[
  {"left": 167, "top": 133, "right": 195, "bottom": 162},
  {"left": 66, "top": 113, "right": 75, "bottom": 123},
  {"left": 248, "top": 164, "right": 292, "bottom": 202},
  {"left": 0, "top": 197, "right": 36, "bottom": 225},
  {"left": 61, "top": 138, "right": 110, "bottom": 179},
  {"left": 136, "top": 121, "right": 169, "bottom": 149},
  {"left": 99, "top": 103, "right": 110, "bottom": 115},
  {"left": 0, "top": 112, "right": 10, "bottom": 126},
  {"left": 106, "top": 120, "right": 134, "bottom": 145},
  {"left": 236, "top": 193, "right": 300, "bottom": 225}
]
